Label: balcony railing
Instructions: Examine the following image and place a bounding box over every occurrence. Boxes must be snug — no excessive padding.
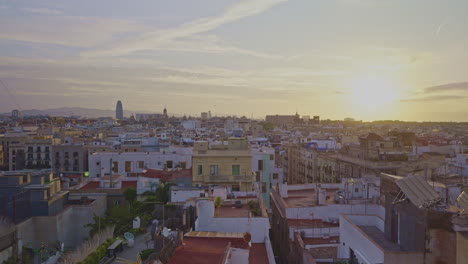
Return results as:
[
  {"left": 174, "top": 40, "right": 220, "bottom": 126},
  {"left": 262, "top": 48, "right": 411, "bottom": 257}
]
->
[{"left": 203, "top": 174, "right": 255, "bottom": 183}]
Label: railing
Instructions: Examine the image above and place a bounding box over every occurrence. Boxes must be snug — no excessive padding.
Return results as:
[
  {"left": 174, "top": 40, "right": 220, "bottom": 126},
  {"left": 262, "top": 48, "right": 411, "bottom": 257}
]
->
[{"left": 203, "top": 174, "right": 255, "bottom": 183}]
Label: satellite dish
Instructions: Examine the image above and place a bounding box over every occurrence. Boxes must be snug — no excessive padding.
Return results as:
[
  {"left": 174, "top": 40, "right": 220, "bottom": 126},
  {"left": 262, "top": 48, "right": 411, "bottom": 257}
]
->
[{"left": 162, "top": 227, "right": 170, "bottom": 237}]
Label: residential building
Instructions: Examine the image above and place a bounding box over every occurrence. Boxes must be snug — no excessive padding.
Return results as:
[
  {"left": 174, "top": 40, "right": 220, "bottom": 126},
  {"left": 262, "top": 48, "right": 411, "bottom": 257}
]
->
[
  {"left": 52, "top": 144, "right": 88, "bottom": 173},
  {"left": 338, "top": 173, "right": 465, "bottom": 263},
  {"left": 270, "top": 183, "right": 383, "bottom": 264},
  {"left": 9, "top": 137, "right": 53, "bottom": 171},
  {"left": 88, "top": 146, "right": 192, "bottom": 178},
  {"left": 192, "top": 138, "right": 255, "bottom": 192}
]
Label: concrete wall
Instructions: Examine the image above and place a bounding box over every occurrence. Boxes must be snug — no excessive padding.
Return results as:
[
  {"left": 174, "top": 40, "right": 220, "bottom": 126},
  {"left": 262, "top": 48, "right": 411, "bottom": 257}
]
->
[
  {"left": 195, "top": 200, "right": 269, "bottom": 243},
  {"left": 285, "top": 204, "right": 385, "bottom": 221},
  {"left": 384, "top": 251, "right": 424, "bottom": 264},
  {"left": 16, "top": 194, "right": 106, "bottom": 249},
  {"left": 456, "top": 232, "right": 468, "bottom": 264},
  {"left": 338, "top": 215, "right": 384, "bottom": 263},
  {"left": 171, "top": 189, "right": 203, "bottom": 203},
  {"left": 288, "top": 227, "right": 340, "bottom": 240}
]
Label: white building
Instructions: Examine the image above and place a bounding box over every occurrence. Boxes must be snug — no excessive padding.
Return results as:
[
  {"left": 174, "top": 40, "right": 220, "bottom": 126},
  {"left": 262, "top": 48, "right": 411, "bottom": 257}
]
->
[{"left": 88, "top": 147, "right": 192, "bottom": 178}]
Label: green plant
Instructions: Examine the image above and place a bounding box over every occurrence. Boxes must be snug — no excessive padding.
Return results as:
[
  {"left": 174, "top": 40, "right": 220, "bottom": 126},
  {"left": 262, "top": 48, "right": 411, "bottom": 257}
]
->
[
  {"left": 214, "top": 197, "right": 223, "bottom": 208},
  {"left": 247, "top": 200, "right": 257, "bottom": 209},
  {"left": 123, "top": 188, "right": 137, "bottom": 205},
  {"left": 250, "top": 208, "right": 261, "bottom": 216},
  {"left": 139, "top": 249, "right": 153, "bottom": 261}
]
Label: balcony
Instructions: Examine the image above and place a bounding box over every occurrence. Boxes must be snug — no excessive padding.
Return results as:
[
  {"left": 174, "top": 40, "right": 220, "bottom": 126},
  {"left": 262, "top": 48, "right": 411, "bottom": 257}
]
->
[{"left": 203, "top": 174, "right": 255, "bottom": 183}]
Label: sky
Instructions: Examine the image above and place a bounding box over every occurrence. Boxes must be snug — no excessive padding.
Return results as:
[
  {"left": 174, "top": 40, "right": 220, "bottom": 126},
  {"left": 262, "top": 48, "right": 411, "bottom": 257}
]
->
[{"left": 0, "top": 0, "right": 468, "bottom": 121}]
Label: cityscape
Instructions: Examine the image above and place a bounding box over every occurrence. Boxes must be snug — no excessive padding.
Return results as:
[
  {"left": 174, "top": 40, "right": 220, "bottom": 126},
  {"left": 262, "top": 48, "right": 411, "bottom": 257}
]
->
[{"left": 1, "top": 1, "right": 468, "bottom": 264}]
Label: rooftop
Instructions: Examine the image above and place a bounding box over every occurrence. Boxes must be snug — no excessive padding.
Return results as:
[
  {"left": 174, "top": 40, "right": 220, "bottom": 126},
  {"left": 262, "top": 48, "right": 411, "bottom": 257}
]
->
[
  {"left": 169, "top": 235, "right": 269, "bottom": 264},
  {"left": 217, "top": 204, "right": 251, "bottom": 218},
  {"left": 284, "top": 189, "right": 316, "bottom": 207},
  {"left": 357, "top": 226, "right": 401, "bottom": 251}
]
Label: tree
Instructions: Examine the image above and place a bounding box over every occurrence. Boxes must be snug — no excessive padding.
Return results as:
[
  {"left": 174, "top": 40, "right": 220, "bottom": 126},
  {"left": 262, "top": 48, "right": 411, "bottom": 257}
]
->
[
  {"left": 123, "top": 188, "right": 137, "bottom": 205},
  {"left": 155, "top": 181, "right": 175, "bottom": 204}
]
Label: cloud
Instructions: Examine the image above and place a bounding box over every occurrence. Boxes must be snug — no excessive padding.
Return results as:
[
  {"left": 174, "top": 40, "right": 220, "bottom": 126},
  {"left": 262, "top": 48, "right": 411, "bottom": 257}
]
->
[
  {"left": 400, "top": 95, "right": 464, "bottom": 102},
  {"left": 23, "top": 7, "right": 63, "bottom": 15},
  {"left": 0, "top": 16, "right": 147, "bottom": 47},
  {"left": 82, "top": 0, "right": 288, "bottom": 58},
  {"left": 424, "top": 82, "right": 468, "bottom": 93}
]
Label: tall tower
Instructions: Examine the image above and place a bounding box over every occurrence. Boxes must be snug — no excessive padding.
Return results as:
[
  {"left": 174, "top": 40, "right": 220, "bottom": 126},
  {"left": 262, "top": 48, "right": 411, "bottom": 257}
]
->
[
  {"left": 116, "top": 100, "right": 123, "bottom": 119},
  {"left": 163, "top": 106, "right": 168, "bottom": 117}
]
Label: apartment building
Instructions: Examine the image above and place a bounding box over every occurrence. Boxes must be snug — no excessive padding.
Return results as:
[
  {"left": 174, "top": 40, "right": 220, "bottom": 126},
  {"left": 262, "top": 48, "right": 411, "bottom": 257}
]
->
[
  {"left": 88, "top": 146, "right": 192, "bottom": 178},
  {"left": 192, "top": 138, "right": 255, "bottom": 192}
]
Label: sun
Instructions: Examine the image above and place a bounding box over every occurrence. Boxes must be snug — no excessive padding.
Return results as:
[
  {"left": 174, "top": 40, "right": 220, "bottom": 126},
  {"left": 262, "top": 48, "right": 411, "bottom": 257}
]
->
[{"left": 349, "top": 75, "right": 399, "bottom": 109}]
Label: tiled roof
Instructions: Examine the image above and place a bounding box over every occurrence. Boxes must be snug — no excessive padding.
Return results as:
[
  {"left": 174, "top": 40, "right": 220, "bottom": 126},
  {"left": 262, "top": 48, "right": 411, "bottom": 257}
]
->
[
  {"left": 141, "top": 168, "right": 191, "bottom": 181},
  {"left": 122, "top": 181, "right": 137, "bottom": 189},
  {"left": 168, "top": 236, "right": 269, "bottom": 264},
  {"left": 79, "top": 181, "right": 99, "bottom": 190}
]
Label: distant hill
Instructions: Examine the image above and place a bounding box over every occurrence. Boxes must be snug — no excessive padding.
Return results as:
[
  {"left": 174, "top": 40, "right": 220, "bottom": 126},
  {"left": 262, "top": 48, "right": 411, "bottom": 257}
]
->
[{"left": 0, "top": 107, "right": 136, "bottom": 118}]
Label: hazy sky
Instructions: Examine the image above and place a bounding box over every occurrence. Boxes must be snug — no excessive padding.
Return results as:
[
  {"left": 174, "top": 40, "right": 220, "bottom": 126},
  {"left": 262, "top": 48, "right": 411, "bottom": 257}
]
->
[{"left": 0, "top": 0, "right": 467, "bottom": 121}]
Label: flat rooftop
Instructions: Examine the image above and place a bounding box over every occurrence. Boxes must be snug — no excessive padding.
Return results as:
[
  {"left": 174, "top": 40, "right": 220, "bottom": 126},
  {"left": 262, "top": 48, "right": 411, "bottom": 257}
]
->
[
  {"left": 217, "top": 204, "right": 250, "bottom": 218},
  {"left": 169, "top": 236, "right": 269, "bottom": 264},
  {"left": 357, "top": 226, "right": 401, "bottom": 251},
  {"left": 284, "top": 189, "right": 317, "bottom": 207}
]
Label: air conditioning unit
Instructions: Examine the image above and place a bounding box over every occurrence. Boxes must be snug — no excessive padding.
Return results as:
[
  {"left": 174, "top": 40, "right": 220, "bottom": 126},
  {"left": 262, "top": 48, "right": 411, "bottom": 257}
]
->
[{"left": 321, "top": 233, "right": 330, "bottom": 239}]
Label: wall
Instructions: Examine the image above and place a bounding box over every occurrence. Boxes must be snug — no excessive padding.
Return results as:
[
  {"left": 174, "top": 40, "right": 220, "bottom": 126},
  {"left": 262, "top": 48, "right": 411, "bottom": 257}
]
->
[
  {"left": 384, "top": 251, "right": 424, "bottom": 264},
  {"left": 338, "top": 214, "right": 384, "bottom": 263},
  {"left": 195, "top": 200, "right": 269, "bottom": 243},
  {"left": 286, "top": 204, "right": 385, "bottom": 221},
  {"left": 16, "top": 194, "right": 106, "bottom": 249},
  {"left": 171, "top": 189, "right": 203, "bottom": 203},
  {"left": 288, "top": 227, "right": 340, "bottom": 240},
  {"left": 456, "top": 232, "right": 468, "bottom": 264}
]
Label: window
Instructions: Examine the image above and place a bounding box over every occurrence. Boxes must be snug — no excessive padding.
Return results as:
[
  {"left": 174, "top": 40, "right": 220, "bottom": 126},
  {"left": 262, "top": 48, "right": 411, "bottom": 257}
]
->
[
  {"left": 273, "top": 173, "right": 279, "bottom": 180},
  {"left": 262, "top": 182, "right": 267, "bottom": 193},
  {"left": 125, "top": 161, "right": 131, "bottom": 172},
  {"left": 112, "top": 161, "right": 118, "bottom": 173},
  {"left": 270, "top": 154, "right": 274, "bottom": 160},
  {"left": 180, "top": 162, "right": 186, "bottom": 169},
  {"left": 256, "top": 171, "right": 260, "bottom": 182},
  {"left": 210, "top": 165, "right": 218, "bottom": 176},
  {"left": 232, "top": 184, "right": 240, "bottom": 191},
  {"left": 73, "top": 152, "right": 78, "bottom": 158},
  {"left": 167, "top": 160, "right": 173, "bottom": 169},
  {"left": 96, "top": 162, "right": 100, "bottom": 166},
  {"left": 197, "top": 165, "right": 203, "bottom": 176},
  {"left": 138, "top": 161, "right": 144, "bottom": 168},
  {"left": 232, "top": 165, "right": 240, "bottom": 176},
  {"left": 258, "top": 160, "right": 264, "bottom": 171}
]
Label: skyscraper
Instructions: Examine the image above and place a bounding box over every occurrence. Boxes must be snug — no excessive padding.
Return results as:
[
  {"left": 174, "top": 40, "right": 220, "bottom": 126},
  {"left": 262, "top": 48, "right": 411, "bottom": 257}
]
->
[{"left": 116, "top": 100, "right": 123, "bottom": 119}]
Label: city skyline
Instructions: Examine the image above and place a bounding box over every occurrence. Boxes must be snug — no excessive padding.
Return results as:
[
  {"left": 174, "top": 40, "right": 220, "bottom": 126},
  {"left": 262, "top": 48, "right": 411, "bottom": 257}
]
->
[{"left": 1, "top": 0, "right": 468, "bottom": 121}]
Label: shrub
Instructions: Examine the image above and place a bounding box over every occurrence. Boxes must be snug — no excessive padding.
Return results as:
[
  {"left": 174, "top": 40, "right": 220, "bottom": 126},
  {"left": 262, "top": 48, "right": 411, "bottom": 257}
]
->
[{"left": 139, "top": 249, "right": 153, "bottom": 261}]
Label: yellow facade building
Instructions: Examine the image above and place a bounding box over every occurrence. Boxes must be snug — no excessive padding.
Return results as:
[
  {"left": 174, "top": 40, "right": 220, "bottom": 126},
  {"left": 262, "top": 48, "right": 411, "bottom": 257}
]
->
[{"left": 192, "top": 138, "right": 255, "bottom": 192}]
